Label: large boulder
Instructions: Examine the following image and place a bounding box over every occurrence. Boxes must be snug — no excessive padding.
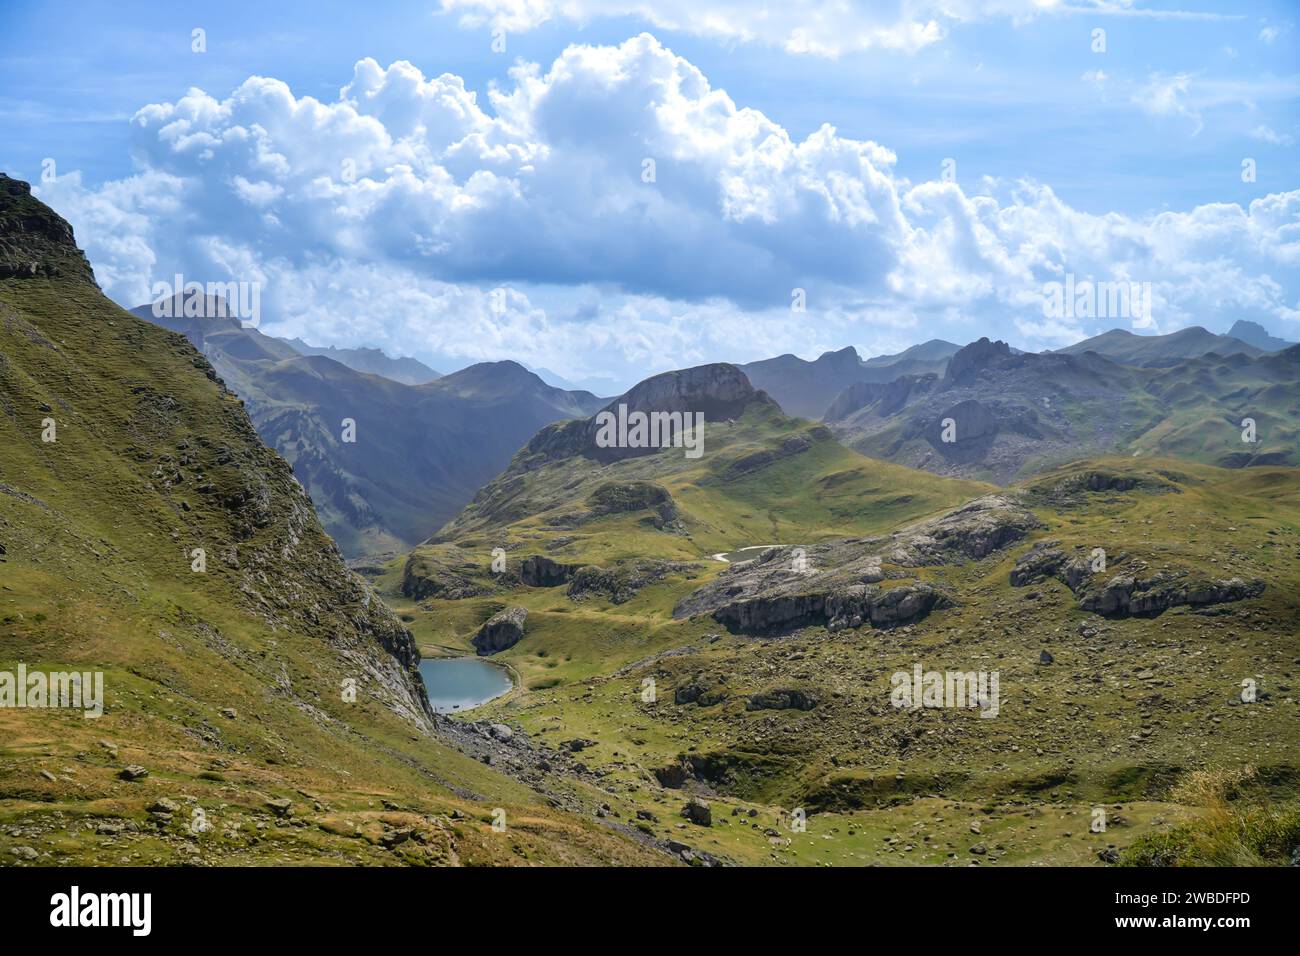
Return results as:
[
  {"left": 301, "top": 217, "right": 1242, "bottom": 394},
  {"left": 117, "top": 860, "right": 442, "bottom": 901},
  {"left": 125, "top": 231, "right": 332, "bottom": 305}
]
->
[
  {"left": 472, "top": 606, "right": 528, "bottom": 655},
  {"left": 681, "top": 798, "right": 712, "bottom": 827}
]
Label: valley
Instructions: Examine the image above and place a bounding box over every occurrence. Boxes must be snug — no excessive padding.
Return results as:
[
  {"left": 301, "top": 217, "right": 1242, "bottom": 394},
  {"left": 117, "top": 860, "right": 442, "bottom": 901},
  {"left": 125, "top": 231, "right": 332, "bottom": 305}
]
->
[{"left": 2, "top": 174, "right": 1297, "bottom": 869}]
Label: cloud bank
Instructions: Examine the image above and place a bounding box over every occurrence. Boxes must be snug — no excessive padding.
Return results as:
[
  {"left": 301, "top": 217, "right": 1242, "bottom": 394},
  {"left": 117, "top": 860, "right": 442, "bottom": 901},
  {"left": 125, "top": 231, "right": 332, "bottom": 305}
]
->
[{"left": 36, "top": 34, "right": 1299, "bottom": 385}]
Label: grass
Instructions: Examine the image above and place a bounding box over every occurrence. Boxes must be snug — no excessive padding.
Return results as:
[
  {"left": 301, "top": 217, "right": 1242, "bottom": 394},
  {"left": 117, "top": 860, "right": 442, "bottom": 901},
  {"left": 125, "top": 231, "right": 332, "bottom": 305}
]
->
[
  {"left": 0, "top": 259, "right": 665, "bottom": 866},
  {"left": 383, "top": 438, "right": 1300, "bottom": 865}
]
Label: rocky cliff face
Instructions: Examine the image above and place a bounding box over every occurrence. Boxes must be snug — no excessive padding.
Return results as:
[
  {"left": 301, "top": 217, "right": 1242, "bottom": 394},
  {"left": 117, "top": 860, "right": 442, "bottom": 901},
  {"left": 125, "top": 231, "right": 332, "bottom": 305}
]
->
[
  {"left": 0, "top": 175, "right": 97, "bottom": 285},
  {"left": 944, "top": 337, "right": 1012, "bottom": 384},
  {"left": 1010, "top": 541, "right": 1266, "bottom": 618}
]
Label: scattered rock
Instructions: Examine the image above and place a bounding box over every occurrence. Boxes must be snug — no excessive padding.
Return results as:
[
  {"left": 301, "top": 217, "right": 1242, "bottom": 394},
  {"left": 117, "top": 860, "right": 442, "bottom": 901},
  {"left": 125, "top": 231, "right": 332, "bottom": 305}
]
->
[
  {"left": 682, "top": 798, "right": 712, "bottom": 827},
  {"left": 472, "top": 606, "right": 528, "bottom": 655}
]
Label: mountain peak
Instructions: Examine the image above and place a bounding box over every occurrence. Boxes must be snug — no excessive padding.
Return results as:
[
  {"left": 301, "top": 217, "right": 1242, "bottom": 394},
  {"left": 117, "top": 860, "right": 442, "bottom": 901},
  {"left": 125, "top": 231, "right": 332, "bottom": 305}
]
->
[
  {"left": 612, "top": 362, "right": 764, "bottom": 417},
  {"left": 523, "top": 363, "right": 772, "bottom": 464},
  {"left": 944, "top": 337, "right": 1011, "bottom": 382},
  {"left": 0, "top": 173, "right": 97, "bottom": 286},
  {"left": 1228, "top": 319, "right": 1294, "bottom": 352}
]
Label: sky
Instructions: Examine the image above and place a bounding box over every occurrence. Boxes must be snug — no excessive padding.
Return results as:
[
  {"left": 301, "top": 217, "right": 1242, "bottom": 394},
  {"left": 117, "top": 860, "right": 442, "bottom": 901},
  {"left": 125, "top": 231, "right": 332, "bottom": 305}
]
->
[{"left": 1, "top": 0, "right": 1297, "bottom": 392}]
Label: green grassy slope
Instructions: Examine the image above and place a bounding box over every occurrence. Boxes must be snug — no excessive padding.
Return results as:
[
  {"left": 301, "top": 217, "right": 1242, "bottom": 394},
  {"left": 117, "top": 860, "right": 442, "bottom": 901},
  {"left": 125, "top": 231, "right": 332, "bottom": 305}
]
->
[
  {"left": 0, "top": 175, "right": 664, "bottom": 867},
  {"left": 391, "top": 409, "right": 1300, "bottom": 864}
]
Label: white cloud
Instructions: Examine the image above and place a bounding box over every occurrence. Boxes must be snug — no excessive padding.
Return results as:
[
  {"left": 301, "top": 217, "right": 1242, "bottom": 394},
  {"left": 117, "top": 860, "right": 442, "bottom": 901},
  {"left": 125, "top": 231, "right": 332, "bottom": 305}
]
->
[
  {"left": 34, "top": 35, "right": 1300, "bottom": 382},
  {"left": 1250, "top": 124, "right": 1295, "bottom": 146},
  {"left": 1132, "top": 72, "right": 1203, "bottom": 135},
  {"left": 438, "top": 1, "right": 1239, "bottom": 57},
  {"left": 1259, "top": 25, "right": 1281, "bottom": 44}
]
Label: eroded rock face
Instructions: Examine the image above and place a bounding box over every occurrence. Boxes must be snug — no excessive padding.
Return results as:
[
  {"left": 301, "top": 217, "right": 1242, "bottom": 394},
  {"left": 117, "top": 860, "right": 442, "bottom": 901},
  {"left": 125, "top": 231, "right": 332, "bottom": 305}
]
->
[
  {"left": 944, "top": 337, "right": 1012, "bottom": 384},
  {"left": 1009, "top": 541, "right": 1266, "bottom": 618},
  {"left": 703, "top": 582, "right": 952, "bottom": 635},
  {"left": 1079, "top": 574, "right": 1265, "bottom": 618},
  {"left": 1009, "top": 541, "right": 1090, "bottom": 591},
  {"left": 520, "top": 554, "right": 582, "bottom": 587},
  {"left": 472, "top": 606, "right": 528, "bottom": 655},
  {"left": 401, "top": 552, "right": 494, "bottom": 601},
  {"left": 886, "top": 494, "right": 1042, "bottom": 565},
  {"left": 567, "top": 560, "right": 697, "bottom": 605},
  {"left": 927, "top": 399, "right": 999, "bottom": 462}
]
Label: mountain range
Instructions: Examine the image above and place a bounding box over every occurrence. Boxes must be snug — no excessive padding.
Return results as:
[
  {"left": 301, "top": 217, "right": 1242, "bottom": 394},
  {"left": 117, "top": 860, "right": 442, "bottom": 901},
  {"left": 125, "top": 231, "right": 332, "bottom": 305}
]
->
[
  {"left": 4, "top": 175, "right": 1298, "bottom": 868},
  {"left": 281, "top": 338, "right": 440, "bottom": 385},
  {"left": 396, "top": 342, "right": 1300, "bottom": 865},
  {"left": 132, "top": 297, "right": 604, "bottom": 555}
]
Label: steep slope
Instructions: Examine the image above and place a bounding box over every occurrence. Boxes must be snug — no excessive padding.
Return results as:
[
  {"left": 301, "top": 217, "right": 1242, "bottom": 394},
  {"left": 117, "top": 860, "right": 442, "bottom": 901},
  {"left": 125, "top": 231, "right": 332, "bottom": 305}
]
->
[
  {"left": 1056, "top": 327, "right": 1262, "bottom": 366},
  {"left": 283, "top": 338, "right": 440, "bottom": 385},
  {"left": 134, "top": 298, "right": 604, "bottom": 556},
  {"left": 740, "top": 345, "right": 953, "bottom": 420},
  {"left": 0, "top": 174, "right": 664, "bottom": 867}
]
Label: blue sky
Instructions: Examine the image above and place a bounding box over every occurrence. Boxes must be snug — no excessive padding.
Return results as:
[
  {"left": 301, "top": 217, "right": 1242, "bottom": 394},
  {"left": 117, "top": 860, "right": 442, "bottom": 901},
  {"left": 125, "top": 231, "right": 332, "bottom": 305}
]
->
[{"left": 2, "top": 0, "right": 1297, "bottom": 391}]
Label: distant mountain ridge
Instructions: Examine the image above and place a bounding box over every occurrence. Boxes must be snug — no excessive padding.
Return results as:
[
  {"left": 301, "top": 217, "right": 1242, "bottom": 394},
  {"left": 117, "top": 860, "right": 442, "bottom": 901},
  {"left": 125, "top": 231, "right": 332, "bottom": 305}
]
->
[
  {"left": 133, "top": 294, "right": 603, "bottom": 555},
  {"left": 1054, "top": 326, "right": 1263, "bottom": 366},
  {"left": 1228, "top": 319, "right": 1295, "bottom": 352},
  {"left": 825, "top": 335, "right": 1299, "bottom": 482},
  {"left": 740, "top": 342, "right": 958, "bottom": 419},
  {"left": 284, "top": 338, "right": 440, "bottom": 385}
]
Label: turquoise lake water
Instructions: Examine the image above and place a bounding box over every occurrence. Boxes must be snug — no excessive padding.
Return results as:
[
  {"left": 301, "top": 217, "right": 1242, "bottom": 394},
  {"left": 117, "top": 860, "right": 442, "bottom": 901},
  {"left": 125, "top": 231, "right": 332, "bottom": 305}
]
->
[{"left": 418, "top": 657, "right": 512, "bottom": 713}]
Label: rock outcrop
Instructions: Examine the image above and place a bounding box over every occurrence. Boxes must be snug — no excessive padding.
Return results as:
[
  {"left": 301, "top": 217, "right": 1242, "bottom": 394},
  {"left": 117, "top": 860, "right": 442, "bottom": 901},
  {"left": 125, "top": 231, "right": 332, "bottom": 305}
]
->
[
  {"left": 1010, "top": 542, "right": 1266, "bottom": 618},
  {"left": 472, "top": 606, "right": 528, "bottom": 655},
  {"left": 520, "top": 554, "right": 582, "bottom": 587},
  {"left": 1079, "top": 574, "right": 1265, "bottom": 618},
  {"left": 746, "top": 688, "right": 818, "bottom": 711},
  {"left": 674, "top": 494, "right": 1037, "bottom": 635},
  {"left": 566, "top": 560, "right": 696, "bottom": 605},
  {"left": 0, "top": 175, "right": 98, "bottom": 286},
  {"left": 943, "top": 337, "right": 1012, "bottom": 384}
]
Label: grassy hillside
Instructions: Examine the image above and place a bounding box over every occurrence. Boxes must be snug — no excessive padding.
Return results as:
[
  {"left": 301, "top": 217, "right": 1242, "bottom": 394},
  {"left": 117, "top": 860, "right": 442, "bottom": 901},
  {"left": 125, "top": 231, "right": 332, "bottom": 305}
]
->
[
  {"left": 0, "top": 175, "right": 664, "bottom": 867},
  {"left": 389, "top": 404, "right": 1300, "bottom": 864}
]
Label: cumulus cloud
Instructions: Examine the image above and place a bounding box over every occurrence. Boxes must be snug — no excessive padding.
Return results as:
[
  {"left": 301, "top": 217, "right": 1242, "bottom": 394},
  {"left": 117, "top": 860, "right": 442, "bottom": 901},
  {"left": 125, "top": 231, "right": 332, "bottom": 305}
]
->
[{"left": 35, "top": 34, "right": 1300, "bottom": 383}]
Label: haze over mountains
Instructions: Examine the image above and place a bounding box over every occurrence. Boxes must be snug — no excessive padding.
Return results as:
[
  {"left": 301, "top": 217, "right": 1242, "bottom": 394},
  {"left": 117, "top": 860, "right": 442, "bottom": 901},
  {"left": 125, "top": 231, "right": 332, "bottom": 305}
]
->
[
  {"left": 132, "top": 296, "right": 603, "bottom": 555},
  {"left": 282, "top": 338, "right": 440, "bottom": 386},
  {"left": 128, "top": 282, "right": 1299, "bottom": 555}
]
